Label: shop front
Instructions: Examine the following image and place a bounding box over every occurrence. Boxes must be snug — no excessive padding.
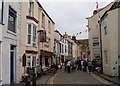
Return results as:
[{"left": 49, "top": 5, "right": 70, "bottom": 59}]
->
[{"left": 40, "top": 50, "right": 54, "bottom": 67}]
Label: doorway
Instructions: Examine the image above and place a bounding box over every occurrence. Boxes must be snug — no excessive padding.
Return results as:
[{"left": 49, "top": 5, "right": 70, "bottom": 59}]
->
[{"left": 10, "top": 45, "right": 16, "bottom": 84}]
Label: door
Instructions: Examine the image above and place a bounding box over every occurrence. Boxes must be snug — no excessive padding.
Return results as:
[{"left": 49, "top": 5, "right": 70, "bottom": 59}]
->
[{"left": 10, "top": 45, "right": 15, "bottom": 84}]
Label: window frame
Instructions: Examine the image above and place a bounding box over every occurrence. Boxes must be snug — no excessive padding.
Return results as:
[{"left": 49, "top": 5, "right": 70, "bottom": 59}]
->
[
  {"left": 26, "top": 54, "right": 37, "bottom": 68},
  {"left": 42, "top": 13, "right": 45, "bottom": 28},
  {"left": 103, "top": 17, "right": 107, "bottom": 36},
  {"left": 33, "top": 25, "right": 37, "bottom": 47},
  {"left": 26, "top": 23, "right": 37, "bottom": 47},
  {"left": 28, "top": 2, "right": 33, "bottom": 16},
  {"left": 48, "top": 20, "right": 51, "bottom": 33},
  {"left": 27, "top": 24, "right": 32, "bottom": 45},
  {"left": 8, "top": 6, "right": 17, "bottom": 33},
  {"left": 104, "top": 50, "right": 108, "bottom": 64}
]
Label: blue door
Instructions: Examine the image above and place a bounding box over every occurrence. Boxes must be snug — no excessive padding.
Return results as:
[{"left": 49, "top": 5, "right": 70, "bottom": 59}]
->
[{"left": 10, "top": 50, "right": 14, "bottom": 84}]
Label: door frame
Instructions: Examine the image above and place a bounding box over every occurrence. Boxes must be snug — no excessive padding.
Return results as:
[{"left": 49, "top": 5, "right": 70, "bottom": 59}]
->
[{"left": 10, "top": 45, "right": 16, "bottom": 84}]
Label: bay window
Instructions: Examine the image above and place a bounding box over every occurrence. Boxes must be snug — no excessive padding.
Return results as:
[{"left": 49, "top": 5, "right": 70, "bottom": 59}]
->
[
  {"left": 26, "top": 55, "right": 36, "bottom": 68},
  {"left": 27, "top": 24, "right": 37, "bottom": 47}
]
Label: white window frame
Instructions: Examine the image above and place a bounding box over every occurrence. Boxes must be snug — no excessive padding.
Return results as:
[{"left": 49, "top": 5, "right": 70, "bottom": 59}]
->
[
  {"left": 104, "top": 50, "right": 108, "bottom": 64},
  {"left": 42, "top": 13, "right": 45, "bottom": 28},
  {"left": 26, "top": 55, "right": 31, "bottom": 67},
  {"left": 27, "top": 24, "right": 32, "bottom": 45},
  {"left": 48, "top": 20, "right": 51, "bottom": 33},
  {"left": 28, "top": 2, "right": 33, "bottom": 16},
  {"left": 26, "top": 54, "right": 37, "bottom": 68},
  {"left": 32, "top": 56, "right": 36, "bottom": 67},
  {"left": 33, "top": 25, "right": 37, "bottom": 47},
  {"left": 26, "top": 23, "right": 37, "bottom": 47}
]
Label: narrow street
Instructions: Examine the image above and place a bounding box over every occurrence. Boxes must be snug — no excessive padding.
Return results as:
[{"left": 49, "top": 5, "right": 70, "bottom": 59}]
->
[{"left": 46, "top": 70, "right": 119, "bottom": 86}]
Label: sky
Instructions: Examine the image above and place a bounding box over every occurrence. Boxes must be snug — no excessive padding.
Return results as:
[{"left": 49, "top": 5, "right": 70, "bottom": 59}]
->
[{"left": 38, "top": 0, "right": 114, "bottom": 39}]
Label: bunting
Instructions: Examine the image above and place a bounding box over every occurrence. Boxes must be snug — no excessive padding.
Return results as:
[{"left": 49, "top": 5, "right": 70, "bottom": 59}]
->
[{"left": 73, "top": 29, "right": 89, "bottom": 37}]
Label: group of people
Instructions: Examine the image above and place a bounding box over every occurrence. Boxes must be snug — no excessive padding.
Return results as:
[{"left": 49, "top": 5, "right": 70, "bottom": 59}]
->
[
  {"left": 64, "top": 59, "right": 101, "bottom": 74},
  {"left": 41, "top": 63, "right": 62, "bottom": 75}
]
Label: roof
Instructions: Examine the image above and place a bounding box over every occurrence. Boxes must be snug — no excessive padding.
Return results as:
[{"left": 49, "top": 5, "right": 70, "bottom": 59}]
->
[
  {"left": 87, "top": 1, "right": 114, "bottom": 20},
  {"left": 35, "top": 0, "right": 55, "bottom": 24},
  {"left": 54, "top": 30, "right": 63, "bottom": 37},
  {"left": 101, "top": 0, "right": 120, "bottom": 20}
]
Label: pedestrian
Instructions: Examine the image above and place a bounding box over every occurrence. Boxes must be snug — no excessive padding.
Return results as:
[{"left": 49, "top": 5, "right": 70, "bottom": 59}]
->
[
  {"left": 88, "top": 60, "right": 92, "bottom": 73},
  {"left": 42, "top": 64, "right": 47, "bottom": 75},
  {"left": 67, "top": 60, "right": 71, "bottom": 73},
  {"left": 92, "top": 59, "right": 97, "bottom": 72},
  {"left": 79, "top": 59, "right": 82, "bottom": 70},
  {"left": 81, "top": 60, "right": 84, "bottom": 71},
  {"left": 83, "top": 60, "right": 88, "bottom": 72}
]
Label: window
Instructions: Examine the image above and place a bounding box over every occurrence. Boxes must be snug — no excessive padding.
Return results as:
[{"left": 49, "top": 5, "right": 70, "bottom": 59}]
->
[
  {"left": 65, "top": 45, "right": 67, "bottom": 53},
  {"left": 27, "top": 24, "right": 31, "bottom": 44},
  {"left": 26, "top": 55, "right": 36, "bottom": 67},
  {"left": 42, "top": 13, "right": 45, "bottom": 28},
  {"left": 103, "top": 18, "right": 107, "bottom": 35},
  {"left": 48, "top": 38, "right": 51, "bottom": 50},
  {"left": 48, "top": 20, "right": 51, "bottom": 32},
  {"left": 28, "top": 2, "right": 33, "bottom": 16},
  {"left": 93, "top": 37, "right": 99, "bottom": 46},
  {"left": 62, "top": 44, "right": 64, "bottom": 53},
  {"left": 104, "top": 50, "right": 108, "bottom": 64},
  {"left": 8, "top": 6, "right": 17, "bottom": 33},
  {"left": 104, "top": 26, "right": 107, "bottom": 35},
  {"left": 27, "top": 24, "right": 37, "bottom": 47},
  {"left": 32, "top": 56, "right": 36, "bottom": 67},
  {"left": 33, "top": 25, "right": 36, "bottom": 47},
  {"left": 27, "top": 56, "right": 31, "bottom": 67}
]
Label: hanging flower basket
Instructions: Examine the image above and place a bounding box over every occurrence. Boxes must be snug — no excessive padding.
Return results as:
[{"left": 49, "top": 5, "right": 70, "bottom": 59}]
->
[{"left": 22, "top": 72, "right": 32, "bottom": 82}]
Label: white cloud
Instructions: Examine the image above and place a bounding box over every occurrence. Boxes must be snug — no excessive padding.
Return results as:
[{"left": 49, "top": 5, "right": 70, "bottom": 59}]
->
[{"left": 38, "top": 0, "right": 113, "bottom": 39}]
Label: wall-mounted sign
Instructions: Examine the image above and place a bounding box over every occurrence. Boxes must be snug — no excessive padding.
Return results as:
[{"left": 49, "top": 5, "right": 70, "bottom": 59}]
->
[{"left": 39, "top": 30, "right": 46, "bottom": 42}]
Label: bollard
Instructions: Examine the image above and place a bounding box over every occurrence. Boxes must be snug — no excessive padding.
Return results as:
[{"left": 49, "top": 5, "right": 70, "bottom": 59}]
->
[{"left": 32, "top": 73, "right": 36, "bottom": 86}]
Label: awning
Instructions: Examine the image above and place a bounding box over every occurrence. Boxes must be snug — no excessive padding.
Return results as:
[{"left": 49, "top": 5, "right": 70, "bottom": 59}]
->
[{"left": 41, "top": 50, "right": 54, "bottom": 57}]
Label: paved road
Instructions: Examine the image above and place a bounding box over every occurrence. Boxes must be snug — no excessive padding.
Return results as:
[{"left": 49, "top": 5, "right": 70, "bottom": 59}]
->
[{"left": 52, "top": 70, "right": 117, "bottom": 85}]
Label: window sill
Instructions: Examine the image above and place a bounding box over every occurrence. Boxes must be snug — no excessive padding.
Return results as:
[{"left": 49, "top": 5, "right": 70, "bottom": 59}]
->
[
  {"left": 26, "top": 44, "right": 37, "bottom": 48},
  {"left": 6, "top": 30, "right": 17, "bottom": 36}
]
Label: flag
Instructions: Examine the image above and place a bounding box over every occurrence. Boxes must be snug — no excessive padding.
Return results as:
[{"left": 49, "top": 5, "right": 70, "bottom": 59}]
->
[
  {"left": 96, "top": 1, "right": 98, "bottom": 10},
  {"left": 96, "top": 0, "right": 100, "bottom": 21}
]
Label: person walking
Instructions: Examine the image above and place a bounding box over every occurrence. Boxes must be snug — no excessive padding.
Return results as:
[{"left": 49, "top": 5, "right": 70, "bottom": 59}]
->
[
  {"left": 83, "top": 60, "right": 88, "bottom": 72},
  {"left": 88, "top": 60, "right": 92, "bottom": 73},
  {"left": 81, "top": 60, "right": 84, "bottom": 71},
  {"left": 67, "top": 60, "right": 71, "bottom": 73}
]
